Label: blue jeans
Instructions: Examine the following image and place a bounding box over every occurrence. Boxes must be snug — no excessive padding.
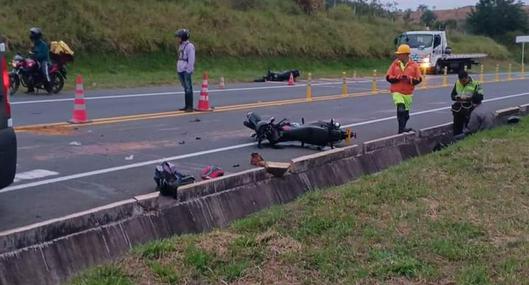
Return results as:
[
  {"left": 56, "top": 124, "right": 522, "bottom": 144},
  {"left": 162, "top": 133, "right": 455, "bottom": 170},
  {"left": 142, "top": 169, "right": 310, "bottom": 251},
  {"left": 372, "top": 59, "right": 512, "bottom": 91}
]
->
[
  {"left": 178, "top": 72, "right": 193, "bottom": 109},
  {"left": 40, "top": 60, "right": 50, "bottom": 82}
]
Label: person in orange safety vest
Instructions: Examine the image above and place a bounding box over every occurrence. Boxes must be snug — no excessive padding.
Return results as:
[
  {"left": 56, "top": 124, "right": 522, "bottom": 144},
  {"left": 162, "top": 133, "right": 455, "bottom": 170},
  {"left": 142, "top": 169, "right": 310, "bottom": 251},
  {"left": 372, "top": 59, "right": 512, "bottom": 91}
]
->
[{"left": 386, "top": 44, "right": 423, "bottom": 133}]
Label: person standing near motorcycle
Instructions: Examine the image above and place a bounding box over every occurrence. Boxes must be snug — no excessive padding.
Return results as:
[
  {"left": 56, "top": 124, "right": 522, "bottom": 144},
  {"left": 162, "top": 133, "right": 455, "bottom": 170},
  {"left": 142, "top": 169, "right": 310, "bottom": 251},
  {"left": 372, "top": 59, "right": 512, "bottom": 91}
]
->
[
  {"left": 386, "top": 44, "right": 422, "bottom": 133},
  {"left": 29, "top": 27, "right": 52, "bottom": 94},
  {"left": 450, "top": 70, "right": 484, "bottom": 135},
  {"left": 175, "top": 29, "right": 195, "bottom": 112}
]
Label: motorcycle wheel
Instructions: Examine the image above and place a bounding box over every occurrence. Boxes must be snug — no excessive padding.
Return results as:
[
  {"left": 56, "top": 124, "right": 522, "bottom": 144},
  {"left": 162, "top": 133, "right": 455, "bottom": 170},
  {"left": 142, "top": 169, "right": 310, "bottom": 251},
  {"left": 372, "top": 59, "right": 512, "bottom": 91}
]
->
[
  {"left": 9, "top": 74, "right": 20, "bottom": 96},
  {"left": 51, "top": 73, "right": 65, "bottom": 94}
]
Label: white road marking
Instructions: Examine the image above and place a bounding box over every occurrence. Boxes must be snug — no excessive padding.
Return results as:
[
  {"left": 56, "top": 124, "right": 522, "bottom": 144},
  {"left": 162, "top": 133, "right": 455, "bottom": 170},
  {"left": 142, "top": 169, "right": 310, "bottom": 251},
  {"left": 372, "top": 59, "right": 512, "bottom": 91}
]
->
[
  {"left": 2, "top": 91, "right": 529, "bottom": 194},
  {"left": 10, "top": 80, "right": 380, "bottom": 105},
  {"left": 13, "top": 170, "right": 60, "bottom": 183}
]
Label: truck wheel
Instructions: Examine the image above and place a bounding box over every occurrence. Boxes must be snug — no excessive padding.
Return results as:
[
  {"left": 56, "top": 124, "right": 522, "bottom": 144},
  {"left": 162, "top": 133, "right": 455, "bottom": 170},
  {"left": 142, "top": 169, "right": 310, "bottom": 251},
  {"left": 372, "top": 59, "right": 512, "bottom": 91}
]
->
[{"left": 435, "top": 63, "right": 443, "bottom": 75}]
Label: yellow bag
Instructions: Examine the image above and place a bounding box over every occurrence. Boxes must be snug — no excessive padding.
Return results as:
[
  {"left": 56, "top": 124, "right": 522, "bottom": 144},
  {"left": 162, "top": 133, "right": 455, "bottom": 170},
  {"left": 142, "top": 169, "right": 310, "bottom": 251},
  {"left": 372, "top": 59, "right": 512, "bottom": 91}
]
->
[{"left": 50, "top": 41, "right": 74, "bottom": 55}]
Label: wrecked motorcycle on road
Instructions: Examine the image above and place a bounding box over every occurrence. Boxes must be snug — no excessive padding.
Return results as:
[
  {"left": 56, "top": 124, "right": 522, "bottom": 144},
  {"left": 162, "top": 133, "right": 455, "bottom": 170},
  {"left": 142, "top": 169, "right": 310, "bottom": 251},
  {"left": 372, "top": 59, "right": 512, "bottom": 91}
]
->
[{"left": 243, "top": 112, "right": 354, "bottom": 149}]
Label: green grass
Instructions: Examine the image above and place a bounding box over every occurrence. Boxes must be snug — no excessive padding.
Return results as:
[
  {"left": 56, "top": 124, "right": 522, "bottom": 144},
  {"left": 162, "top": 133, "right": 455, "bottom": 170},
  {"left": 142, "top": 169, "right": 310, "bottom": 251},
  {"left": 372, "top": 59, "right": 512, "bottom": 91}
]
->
[
  {"left": 71, "top": 117, "right": 529, "bottom": 284},
  {"left": 60, "top": 53, "right": 523, "bottom": 90},
  {"left": 69, "top": 265, "right": 132, "bottom": 285},
  {"left": 67, "top": 53, "right": 392, "bottom": 89},
  {"left": 1, "top": 0, "right": 517, "bottom": 89}
]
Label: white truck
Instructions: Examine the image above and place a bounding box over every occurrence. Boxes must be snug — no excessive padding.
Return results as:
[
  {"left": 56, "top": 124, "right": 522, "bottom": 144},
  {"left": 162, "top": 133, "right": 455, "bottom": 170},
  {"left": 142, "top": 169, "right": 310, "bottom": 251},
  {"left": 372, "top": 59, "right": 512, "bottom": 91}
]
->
[{"left": 394, "top": 31, "right": 487, "bottom": 74}]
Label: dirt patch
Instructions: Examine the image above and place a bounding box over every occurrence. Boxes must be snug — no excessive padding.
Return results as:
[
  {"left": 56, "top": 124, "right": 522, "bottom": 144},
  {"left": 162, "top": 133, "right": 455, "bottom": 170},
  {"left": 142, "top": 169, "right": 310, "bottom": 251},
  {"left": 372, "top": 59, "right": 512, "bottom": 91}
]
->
[
  {"left": 16, "top": 124, "right": 75, "bottom": 136},
  {"left": 422, "top": 198, "right": 440, "bottom": 221},
  {"left": 235, "top": 258, "right": 305, "bottom": 285},
  {"left": 32, "top": 140, "right": 182, "bottom": 161},
  {"left": 121, "top": 257, "right": 163, "bottom": 285},
  {"left": 256, "top": 230, "right": 302, "bottom": 256},
  {"left": 197, "top": 230, "right": 241, "bottom": 257}
]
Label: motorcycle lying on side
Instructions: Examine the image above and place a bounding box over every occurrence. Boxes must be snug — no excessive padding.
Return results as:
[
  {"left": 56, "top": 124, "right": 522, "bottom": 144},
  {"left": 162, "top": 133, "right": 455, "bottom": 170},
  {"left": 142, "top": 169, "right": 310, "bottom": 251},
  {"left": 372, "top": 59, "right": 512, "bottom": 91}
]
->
[
  {"left": 9, "top": 52, "right": 70, "bottom": 95},
  {"left": 243, "top": 112, "right": 354, "bottom": 149}
]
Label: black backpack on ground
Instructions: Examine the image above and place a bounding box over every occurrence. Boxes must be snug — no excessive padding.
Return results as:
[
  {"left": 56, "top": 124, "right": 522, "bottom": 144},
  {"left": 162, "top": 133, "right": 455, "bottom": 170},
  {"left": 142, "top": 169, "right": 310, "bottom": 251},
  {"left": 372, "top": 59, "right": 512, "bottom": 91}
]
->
[{"left": 154, "top": 162, "right": 195, "bottom": 199}]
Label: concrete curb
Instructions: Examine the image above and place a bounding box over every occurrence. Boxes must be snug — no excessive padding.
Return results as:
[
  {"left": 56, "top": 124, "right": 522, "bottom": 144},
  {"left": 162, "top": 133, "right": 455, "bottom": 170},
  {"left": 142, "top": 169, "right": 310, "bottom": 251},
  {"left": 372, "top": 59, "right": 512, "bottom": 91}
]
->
[
  {"left": 0, "top": 105, "right": 527, "bottom": 285},
  {"left": 495, "top": 106, "right": 521, "bottom": 124},
  {"left": 520, "top": 104, "right": 529, "bottom": 116}
]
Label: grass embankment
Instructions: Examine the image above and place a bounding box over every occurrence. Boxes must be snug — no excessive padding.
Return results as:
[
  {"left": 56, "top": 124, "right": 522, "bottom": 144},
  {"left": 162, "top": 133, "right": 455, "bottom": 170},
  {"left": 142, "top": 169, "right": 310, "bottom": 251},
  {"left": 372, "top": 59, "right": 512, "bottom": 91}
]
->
[
  {"left": 70, "top": 55, "right": 391, "bottom": 89},
  {"left": 72, "top": 118, "right": 529, "bottom": 284},
  {"left": 1, "top": 0, "right": 516, "bottom": 89}
]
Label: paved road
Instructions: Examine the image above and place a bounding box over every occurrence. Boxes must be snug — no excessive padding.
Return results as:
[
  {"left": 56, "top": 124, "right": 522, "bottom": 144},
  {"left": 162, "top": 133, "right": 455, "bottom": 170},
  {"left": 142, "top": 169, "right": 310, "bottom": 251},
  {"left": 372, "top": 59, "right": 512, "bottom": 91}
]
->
[{"left": 1, "top": 73, "right": 528, "bottom": 231}]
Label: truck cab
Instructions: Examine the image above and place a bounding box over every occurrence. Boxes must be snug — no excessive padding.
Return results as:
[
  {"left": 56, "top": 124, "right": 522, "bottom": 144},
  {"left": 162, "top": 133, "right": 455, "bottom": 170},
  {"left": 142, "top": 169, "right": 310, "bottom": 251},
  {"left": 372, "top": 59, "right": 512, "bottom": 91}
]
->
[
  {"left": 0, "top": 38, "right": 17, "bottom": 189},
  {"left": 395, "top": 31, "right": 486, "bottom": 74}
]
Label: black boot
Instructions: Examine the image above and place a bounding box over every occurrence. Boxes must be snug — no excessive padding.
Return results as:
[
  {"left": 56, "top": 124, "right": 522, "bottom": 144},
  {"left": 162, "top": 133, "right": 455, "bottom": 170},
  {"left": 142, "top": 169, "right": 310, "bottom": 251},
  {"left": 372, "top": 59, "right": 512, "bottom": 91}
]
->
[
  {"left": 397, "top": 104, "right": 410, "bottom": 133},
  {"left": 452, "top": 111, "right": 465, "bottom": 135},
  {"left": 403, "top": 110, "right": 412, "bottom": 133},
  {"left": 44, "top": 81, "right": 53, "bottom": 94}
]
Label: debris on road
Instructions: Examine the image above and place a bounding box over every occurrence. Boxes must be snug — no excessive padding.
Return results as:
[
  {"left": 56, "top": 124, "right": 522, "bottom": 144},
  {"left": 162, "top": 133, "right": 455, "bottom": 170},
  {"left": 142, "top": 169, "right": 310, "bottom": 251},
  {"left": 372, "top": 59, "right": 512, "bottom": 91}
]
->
[
  {"left": 250, "top": 152, "right": 291, "bottom": 177},
  {"left": 200, "top": 165, "right": 224, "bottom": 180},
  {"left": 178, "top": 141, "right": 186, "bottom": 145},
  {"left": 69, "top": 141, "right": 82, "bottom": 146},
  {"left": 232, "top": 164, "right": 240, "bottom": 168},
  {"left": 250, "top": 152, "right": 266, "bottom": 167},
  {"left": 190, "top": 118, "right": 201, "bottom": 123},
  {"left": 125, "top": 155, "right": 134, "bottom": 160},
  {"left": 154, "top": 162, "right": 195, "bottom": 199},
  {"left": 195, "top": 137, "right": 202, "bottom": 140}
]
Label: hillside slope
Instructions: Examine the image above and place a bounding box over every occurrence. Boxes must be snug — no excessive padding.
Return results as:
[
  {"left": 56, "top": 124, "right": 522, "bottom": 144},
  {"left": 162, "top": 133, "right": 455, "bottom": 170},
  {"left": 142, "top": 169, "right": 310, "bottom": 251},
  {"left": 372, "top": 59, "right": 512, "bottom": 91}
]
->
[
  {"left": 0, "top": 0, "right": 514, "bottom": 88},
  {"left": 0, "top": 0, "right": 510, "bottom": 59}
]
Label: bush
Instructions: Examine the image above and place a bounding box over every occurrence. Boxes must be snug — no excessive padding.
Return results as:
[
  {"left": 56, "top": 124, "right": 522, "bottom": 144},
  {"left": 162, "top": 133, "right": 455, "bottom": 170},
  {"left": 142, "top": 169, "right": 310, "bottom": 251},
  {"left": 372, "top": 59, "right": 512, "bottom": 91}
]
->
[
  {"left": 328, "top": 4, "right": 353, "bottom": 21},
  {"left": 296, "top": 0, "right": 325, "bottom": 14},
  {"left": 230, "top": 0, "right": 262, "bottom": 10}
]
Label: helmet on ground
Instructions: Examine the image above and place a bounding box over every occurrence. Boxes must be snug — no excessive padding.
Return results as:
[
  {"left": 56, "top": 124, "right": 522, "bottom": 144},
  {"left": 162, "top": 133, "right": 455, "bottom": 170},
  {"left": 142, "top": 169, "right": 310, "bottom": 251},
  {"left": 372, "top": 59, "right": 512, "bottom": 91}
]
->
[
  {"left": 29, "top": 27, "right": 42, "bottom": 41},
  {"left": 395, "top": 44, "right": 411, "bottom": 55},
  {"left": 175, "top": 29, "right": 190, "bottom": 41}
]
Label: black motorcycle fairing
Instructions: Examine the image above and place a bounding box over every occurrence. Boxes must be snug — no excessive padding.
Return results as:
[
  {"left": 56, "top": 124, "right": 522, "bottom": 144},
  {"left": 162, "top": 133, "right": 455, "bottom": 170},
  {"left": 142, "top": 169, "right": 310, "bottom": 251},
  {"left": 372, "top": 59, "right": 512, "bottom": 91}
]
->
[{"left": 243, "top": 112, "right": 349, "bottom": 148}]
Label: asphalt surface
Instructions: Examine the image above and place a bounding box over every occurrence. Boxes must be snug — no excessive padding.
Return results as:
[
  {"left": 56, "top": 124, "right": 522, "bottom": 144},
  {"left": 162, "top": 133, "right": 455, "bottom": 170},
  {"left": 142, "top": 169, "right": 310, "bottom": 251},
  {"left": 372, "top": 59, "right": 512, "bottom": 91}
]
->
[{"left": 1, "top": 72, "right": 528, "bottom": 231}]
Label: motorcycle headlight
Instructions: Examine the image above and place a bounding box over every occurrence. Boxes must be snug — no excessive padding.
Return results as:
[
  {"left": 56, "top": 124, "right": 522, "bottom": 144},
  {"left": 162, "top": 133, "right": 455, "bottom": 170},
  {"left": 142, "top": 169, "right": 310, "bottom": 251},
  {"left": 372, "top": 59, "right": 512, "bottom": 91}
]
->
[{"left": 421, "top": 57, "right": 430, "bottom": 64}]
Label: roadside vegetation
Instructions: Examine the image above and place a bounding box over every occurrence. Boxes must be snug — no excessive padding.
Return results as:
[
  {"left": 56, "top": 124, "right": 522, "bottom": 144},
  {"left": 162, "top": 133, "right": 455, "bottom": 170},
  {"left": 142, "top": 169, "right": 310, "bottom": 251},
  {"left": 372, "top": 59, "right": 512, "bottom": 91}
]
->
[
  {"left": 71, "top": 118, "right": 529, "bottom": 284},
  {"left": 0, "top": 0, "right": 518, "bottom": 89}
]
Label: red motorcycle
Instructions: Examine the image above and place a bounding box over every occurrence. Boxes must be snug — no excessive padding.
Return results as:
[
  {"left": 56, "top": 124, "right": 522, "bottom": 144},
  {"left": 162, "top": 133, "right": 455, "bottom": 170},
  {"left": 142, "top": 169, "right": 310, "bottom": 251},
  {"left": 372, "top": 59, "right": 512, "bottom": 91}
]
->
[{"left": 9, "top": 52, "right": 70, "bottom": 95}]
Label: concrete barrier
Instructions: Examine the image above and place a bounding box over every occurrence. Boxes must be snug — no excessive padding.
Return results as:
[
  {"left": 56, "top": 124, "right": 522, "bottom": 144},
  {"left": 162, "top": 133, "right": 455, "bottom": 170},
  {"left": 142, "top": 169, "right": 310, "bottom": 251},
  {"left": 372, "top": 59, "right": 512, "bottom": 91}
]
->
[
  {"left": 495, "top": 107, "right": 521, "bottom": 124},
  {"left": 418, "top": 122, "right": 452, "bottom": 138},
  {"left": 362, "top": 132, "right": 415, "bottom": 154},
  {"left": 415, "top": 122, "right": 454, "bottom": 155},
  {"left": 0, "top": 199, "right": 140, "bottom": 254},
  {"left": 176, "top": 168, "right": 270, "bottom": 203},
  {"left": 290, "top": 145, "right": 360, "bottom": 173},
  {"left": 0, "top": 106, "right": 526, "bottom": 285},
  {"left": 519, "top": 104, "right": 529, "bottom": 116}
]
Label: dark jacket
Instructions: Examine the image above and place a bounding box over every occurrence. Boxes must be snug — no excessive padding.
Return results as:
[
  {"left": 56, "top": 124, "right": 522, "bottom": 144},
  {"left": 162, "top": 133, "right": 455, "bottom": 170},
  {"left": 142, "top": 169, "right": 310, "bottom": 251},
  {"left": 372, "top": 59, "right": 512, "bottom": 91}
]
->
[{"left": 31, "top": 39, "right": 50, "bottom": 63}]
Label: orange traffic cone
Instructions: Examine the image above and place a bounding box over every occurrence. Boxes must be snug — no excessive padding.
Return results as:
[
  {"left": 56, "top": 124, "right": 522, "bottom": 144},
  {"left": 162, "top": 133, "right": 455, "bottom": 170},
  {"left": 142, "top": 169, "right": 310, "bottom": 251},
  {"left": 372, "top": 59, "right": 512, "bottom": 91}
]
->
[
  {"left": 197, "top": 72, "right": 212, "bottom": 112},
  {"left": 219, "top": 76, "right": 225, "bottom": 89},
  {"left": 288, "top": 72, "right": 295, "bottom": 86},
  {"left": 69, "top": 75, "right": 90, "bottom": 124}
]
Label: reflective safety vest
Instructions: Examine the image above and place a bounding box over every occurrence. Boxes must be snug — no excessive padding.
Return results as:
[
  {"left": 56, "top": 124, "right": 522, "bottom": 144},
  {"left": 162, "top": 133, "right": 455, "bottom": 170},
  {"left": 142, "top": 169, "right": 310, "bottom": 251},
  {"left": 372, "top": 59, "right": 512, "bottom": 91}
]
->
[
  {"left": 455, "top": 79, "right": 482, "bottom": 98},
  {"left": 386, "top": 59, "right": 422, "bottom": 95}
]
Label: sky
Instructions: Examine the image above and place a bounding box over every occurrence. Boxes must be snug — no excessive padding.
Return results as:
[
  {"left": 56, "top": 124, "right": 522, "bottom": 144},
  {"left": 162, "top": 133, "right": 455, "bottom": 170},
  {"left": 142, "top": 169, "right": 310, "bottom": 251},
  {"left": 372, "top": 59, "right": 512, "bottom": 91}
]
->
[{"left": 391, "top": 0, "right": 529, "bottom": 10}]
